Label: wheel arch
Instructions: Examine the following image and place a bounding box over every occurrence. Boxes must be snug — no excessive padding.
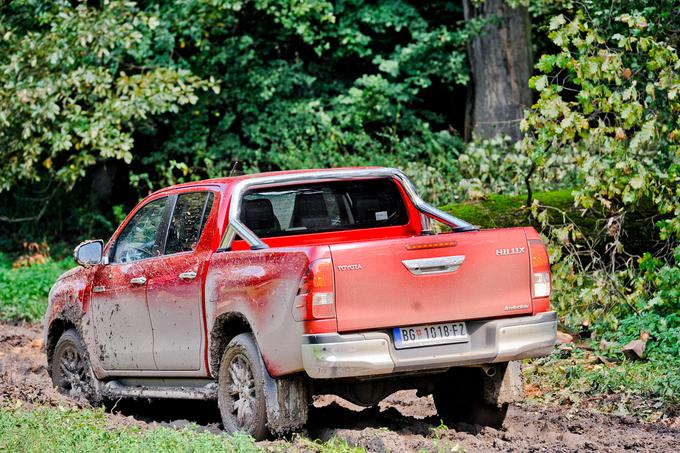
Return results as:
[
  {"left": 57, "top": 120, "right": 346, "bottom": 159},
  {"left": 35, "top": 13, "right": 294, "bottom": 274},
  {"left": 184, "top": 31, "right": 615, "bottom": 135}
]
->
[
  {"left": 209, "top": 311, "right": 253, "bottom": 377},
  {"left": 46, "top": 317, "right": 77, "bottom": 368}
]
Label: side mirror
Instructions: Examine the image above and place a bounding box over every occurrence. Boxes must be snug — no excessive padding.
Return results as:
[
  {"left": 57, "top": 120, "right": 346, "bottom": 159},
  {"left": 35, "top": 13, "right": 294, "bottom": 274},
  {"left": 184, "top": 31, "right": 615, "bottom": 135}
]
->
[{"left": 74, "top": 240, "right": 104, "bottom": 267}]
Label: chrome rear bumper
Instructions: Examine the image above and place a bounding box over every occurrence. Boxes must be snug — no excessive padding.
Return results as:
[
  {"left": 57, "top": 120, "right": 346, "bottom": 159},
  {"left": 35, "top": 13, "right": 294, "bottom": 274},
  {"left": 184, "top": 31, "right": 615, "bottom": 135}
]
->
[{"left": 301, "top": 311, "right": 557, "bottom": 379}]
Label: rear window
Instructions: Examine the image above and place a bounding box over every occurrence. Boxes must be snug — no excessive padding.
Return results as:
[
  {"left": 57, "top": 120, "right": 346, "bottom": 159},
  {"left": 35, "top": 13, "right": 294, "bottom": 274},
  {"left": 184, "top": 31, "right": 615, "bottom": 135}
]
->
[{"left": 240, "top": 179, "right": 409, "bottom": 237}]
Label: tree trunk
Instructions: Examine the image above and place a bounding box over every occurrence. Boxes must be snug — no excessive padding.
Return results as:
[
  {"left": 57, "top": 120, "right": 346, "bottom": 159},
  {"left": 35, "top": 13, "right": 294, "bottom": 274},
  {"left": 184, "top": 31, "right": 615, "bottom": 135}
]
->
[{"left": 463, "top": 0, "right": 532, "bottom": 141}]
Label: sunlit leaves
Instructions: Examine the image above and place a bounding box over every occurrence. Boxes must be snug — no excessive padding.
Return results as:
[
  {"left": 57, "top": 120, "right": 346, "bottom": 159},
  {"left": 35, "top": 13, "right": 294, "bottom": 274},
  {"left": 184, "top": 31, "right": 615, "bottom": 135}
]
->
[
  {"left": 0, "top": 1, "right": 213, "bottom": 191},
  {"left": 522, "top": 6, "right": 679, "bottom": 335}
]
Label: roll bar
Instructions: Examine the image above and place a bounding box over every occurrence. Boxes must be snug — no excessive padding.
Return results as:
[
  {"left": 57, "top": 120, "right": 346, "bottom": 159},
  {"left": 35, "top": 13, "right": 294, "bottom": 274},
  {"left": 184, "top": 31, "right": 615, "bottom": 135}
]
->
[{"left": 219, "top": 168, "right": 477, "bottom": 250}]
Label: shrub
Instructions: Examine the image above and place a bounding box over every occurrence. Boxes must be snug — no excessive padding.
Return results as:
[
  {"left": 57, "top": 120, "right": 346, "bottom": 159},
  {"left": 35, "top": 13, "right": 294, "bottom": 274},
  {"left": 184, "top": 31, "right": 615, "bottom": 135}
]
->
[
  {"left": 0, "top": 257, "right": 73, "bottom": 322},
  {"left": 521, "top": 6, "right": 679, "bottom": 343}
]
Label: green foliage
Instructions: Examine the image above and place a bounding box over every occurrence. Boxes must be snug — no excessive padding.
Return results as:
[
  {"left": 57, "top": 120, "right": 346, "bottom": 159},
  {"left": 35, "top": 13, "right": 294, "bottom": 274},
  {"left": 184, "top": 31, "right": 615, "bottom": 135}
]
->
[
  {"left": 0, "top": 1, "right": 482, "bottom": 245},
  {"left": 521, "top": 3, "right": 680, "bottom": 343},
  {"left": 111, "top": 1, "right": 477, "bottom": 202},
  {"left": 0, "top": 404, "right": 364, "bottom": 453},
  {"left": 456, "top": 136, "right": 532, "bottom": 200},
  {"left": 0, "top": 404, "right": 261, "bottom": 452},
  {"left": 455, "top": 136, "right": 576, "bottom": 200},
  {"left": 0, "top": 256, "right": 72, "bottom": 322},
  {"left": 602, "top": 312, "right": 680, "bottom": 359},
  {"left": 525, "top": 350, "right": 680, "bottom": 418},
  {"left": 0, "top": 0, "right": 214, "bottom": 191},
  {"left": 291, "top": 435, "right": 366, "bottom": 453}
]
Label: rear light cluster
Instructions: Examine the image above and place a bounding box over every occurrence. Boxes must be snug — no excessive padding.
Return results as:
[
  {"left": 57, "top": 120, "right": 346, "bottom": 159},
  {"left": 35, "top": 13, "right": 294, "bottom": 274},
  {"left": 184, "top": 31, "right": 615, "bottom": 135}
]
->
[
  {"left": 295, "top": 258, "right": 336, "bottom": 320},
  {"left": 528, "top": 239, "right": 552, "bottom": 313}
]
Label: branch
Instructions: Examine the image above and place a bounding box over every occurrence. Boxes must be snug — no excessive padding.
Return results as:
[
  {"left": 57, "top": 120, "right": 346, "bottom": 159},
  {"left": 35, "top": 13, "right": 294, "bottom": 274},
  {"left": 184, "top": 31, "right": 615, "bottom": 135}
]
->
[
  {"left": 0, "top": 181, "right": 58, "bottom": 223},
  {"left": 0, "top": 200, "right": 50, "bottom": 223},
  {"left": 525, "top": 160, "right": 536, "bottom": 207}
]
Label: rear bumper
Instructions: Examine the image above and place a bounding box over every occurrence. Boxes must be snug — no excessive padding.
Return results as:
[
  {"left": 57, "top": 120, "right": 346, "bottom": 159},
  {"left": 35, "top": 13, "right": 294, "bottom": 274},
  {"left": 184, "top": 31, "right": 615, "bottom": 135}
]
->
[{"left": 301, "top": 311, "right": 557, "bottom": 379}]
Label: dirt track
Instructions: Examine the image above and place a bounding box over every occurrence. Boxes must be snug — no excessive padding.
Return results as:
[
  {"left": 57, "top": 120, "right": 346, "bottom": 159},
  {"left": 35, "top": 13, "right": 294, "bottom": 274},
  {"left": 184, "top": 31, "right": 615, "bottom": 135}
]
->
[{"left": 1, "top": 321, "right": 679, "bottom": 452}]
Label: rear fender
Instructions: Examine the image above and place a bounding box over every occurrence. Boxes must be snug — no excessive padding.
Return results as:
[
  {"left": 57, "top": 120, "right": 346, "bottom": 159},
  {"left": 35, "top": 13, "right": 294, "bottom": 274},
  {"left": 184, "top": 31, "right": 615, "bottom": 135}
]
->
[{"left": 205, "top": 249, "right": 318, "bottom": 377}]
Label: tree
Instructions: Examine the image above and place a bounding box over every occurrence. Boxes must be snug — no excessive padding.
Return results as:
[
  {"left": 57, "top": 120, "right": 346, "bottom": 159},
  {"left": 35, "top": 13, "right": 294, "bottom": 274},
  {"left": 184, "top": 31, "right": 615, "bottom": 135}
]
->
[
  {"left": 463, "top": 0, "right": 533, "bottom": 140},
  {"left": 0, "top": 1, "right": 213, "bottom": 195}
]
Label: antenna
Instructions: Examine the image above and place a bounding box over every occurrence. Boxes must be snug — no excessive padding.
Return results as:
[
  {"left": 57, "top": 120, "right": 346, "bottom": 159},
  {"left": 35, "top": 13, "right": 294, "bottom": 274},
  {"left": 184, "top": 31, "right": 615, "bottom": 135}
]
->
[{"left": 229, "top": 161, "right": 240, "bottom": 177}]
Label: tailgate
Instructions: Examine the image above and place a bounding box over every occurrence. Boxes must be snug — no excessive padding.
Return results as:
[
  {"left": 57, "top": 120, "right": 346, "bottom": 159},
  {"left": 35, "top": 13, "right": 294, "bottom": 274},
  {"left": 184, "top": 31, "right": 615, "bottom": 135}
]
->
[{"left": 330, "top": 229, "right": 532, "bottom": 332}]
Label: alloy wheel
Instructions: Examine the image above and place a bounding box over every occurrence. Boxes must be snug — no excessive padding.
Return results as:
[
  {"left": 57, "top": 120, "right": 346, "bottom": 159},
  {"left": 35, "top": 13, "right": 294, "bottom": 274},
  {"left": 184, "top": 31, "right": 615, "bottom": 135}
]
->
[
  {"left": 226, "top": 354, "right": 256, "bottom": 428},
  {"left": 56, "top": 343, "right": 89, "bottom": 395}
]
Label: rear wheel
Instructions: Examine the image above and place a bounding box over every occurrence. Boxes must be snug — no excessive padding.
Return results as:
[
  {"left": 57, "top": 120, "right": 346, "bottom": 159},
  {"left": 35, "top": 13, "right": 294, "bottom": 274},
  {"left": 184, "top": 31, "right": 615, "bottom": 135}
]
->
[
  {"left": 432, "top": 367, "right": 508, "bottom": 428},
  {"left": 51, "top": 328, "right": 102, "bottom": 405},
  {"left": 217, "top": 333, "right": 268, "bottom": 440}
]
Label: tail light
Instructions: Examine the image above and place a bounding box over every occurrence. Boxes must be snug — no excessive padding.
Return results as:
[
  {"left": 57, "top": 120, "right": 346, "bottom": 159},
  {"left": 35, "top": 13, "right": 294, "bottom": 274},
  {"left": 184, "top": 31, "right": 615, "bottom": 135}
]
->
[
  {"left": 295, "top": 258, "right": 336, "bottom": 320},
  {"left": 528, "top": 239, "right": 551, "bottom": 313}
]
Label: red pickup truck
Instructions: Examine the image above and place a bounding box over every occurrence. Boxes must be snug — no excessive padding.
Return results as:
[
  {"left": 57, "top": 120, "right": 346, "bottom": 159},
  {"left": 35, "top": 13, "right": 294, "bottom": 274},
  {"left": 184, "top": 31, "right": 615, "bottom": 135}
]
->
[{"left": 44, "top": 167, "right": 556, "bottom": 439}]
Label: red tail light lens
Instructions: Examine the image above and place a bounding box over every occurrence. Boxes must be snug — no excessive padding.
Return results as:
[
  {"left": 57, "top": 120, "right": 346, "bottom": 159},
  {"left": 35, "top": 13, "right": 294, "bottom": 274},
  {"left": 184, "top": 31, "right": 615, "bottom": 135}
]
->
[
  {"left": 528, "top": 239, "right": 552, "bottom": 300},
  {"left": 310, "top": 259, "right": 335, "bottom": 318},
  {"left": 295, "top": 258, "right": 336, "bottom": 320}
]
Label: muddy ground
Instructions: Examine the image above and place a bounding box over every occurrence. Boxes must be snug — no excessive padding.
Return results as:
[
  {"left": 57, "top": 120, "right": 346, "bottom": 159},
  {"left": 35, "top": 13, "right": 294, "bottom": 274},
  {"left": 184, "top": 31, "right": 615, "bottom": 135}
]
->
[{"left": 1, "top": 321, "right": 679, "bottom": 452}]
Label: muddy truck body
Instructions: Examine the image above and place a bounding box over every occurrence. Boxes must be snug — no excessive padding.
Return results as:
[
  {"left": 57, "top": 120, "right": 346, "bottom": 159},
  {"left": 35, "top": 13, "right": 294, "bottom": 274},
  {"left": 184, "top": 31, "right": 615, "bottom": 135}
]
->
[{"left": 44, "top": 167, "right": 557, "bottom": 439}]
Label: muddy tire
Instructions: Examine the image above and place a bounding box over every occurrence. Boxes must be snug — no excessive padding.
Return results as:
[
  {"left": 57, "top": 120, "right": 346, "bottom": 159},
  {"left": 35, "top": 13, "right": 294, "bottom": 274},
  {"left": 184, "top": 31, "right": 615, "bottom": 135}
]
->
[
  {"left": 51, "top": 328, "right": 102, "bottom": 405},
  {"left": 217, "top": 333, "right": 269, "bottom": 440},
  {"left": 432, "top": 367, "right": 508, "bottom": 428}
]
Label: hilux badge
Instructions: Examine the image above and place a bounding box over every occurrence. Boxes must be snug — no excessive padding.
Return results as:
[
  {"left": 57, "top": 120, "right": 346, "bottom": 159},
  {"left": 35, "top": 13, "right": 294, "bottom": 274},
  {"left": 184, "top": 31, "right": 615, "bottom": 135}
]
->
[
  {"left": 505, "top": 304, "right": 529, "bottom": 311},
  {"left": 496, "top": 247, "right": 526, "bottom": 256}
]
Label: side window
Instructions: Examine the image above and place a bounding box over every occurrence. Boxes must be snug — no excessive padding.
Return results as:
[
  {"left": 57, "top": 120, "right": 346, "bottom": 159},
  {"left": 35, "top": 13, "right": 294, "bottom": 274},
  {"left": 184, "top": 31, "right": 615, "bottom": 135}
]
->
[
  {"left": 165, "top": 192, "right": 214, "bottom": 255},
  {"left": 112, "top": 197, "right": 167, "bottom": 264}
]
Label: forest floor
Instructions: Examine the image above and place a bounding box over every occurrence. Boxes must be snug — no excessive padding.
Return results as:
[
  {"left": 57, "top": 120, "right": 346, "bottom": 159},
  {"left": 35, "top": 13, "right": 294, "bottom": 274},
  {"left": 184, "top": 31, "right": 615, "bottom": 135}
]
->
[{"left": 1, "top": 321, "right": 679, "bottom": 452}]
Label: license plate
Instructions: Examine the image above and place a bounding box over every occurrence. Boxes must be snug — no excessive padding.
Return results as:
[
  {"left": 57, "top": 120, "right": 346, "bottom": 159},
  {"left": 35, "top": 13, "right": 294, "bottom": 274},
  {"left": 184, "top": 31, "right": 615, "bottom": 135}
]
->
[{"left": 393, "top": 322, "right": 468, "bottom": 349}]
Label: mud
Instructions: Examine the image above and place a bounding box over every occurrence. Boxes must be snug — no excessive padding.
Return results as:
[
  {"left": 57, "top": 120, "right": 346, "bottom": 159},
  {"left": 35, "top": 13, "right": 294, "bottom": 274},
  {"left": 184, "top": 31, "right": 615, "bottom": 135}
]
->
[{"left": 1, "top": 321, "right": 679, "bottom": 452}]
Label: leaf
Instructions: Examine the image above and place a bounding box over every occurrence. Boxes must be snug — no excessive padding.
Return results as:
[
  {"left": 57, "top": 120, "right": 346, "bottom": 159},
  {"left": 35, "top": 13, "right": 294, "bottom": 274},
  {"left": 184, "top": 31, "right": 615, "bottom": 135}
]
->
[
  {"left": 532, "top": 75, "right": 549, "bottom": 92},
  {"left": 629, "top": 174, "right": 644, "bottom": 189},
  {"left": 549, "top": 14, "right": 567, "bottom": 31},
  {"left": 537, "top": 55, "right": 556, "bottom": 73}
]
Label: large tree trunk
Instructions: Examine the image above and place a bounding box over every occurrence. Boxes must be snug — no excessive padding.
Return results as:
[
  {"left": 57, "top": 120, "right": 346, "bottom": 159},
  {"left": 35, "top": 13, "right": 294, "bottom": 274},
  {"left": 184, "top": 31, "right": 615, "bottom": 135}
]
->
[{"left": 463, "top": 0, "right": 532, "bottom": 141}]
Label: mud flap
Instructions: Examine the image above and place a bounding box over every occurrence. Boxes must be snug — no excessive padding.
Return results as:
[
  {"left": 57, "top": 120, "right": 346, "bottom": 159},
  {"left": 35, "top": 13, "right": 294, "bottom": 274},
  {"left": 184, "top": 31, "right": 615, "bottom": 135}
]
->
[
  {"left": 483, "top": 361, "right": 524, "bottom": 407},
  {"left": 262, "top": 372, "right": 310, "bottom": 435}
]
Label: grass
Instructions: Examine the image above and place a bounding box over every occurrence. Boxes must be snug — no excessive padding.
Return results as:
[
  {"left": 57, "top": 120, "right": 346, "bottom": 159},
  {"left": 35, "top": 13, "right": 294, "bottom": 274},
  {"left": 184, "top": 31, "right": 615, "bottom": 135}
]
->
[
  {"left": 0, "top": 404, "right": 262, "bottom": 452},
  {"left": 0, "top": 253, "right": 73, "bottom": 322},
  {"left": 0, "top": 404, "right": 363, "bottom": 453}
]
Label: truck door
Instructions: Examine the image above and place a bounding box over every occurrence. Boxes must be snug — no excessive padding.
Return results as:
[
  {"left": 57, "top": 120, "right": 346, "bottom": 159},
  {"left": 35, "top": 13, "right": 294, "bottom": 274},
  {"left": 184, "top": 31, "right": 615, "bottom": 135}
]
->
[
  {"left": 146, "top": 191, "right": 214, "bottom": 371},
  {"left": 91, "top": 196, "right": 169, "bottom": 371}
]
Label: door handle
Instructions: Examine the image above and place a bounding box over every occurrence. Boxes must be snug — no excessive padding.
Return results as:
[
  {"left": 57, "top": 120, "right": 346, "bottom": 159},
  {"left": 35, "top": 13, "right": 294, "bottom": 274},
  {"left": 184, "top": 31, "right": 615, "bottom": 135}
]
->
[
  {"left": 402, "top": 255, "right": 466, "bottom": 275},
  {"left": 130, "top": 276, "right": 147, "bottom": 285},
  {"left": 179, "top": 271, "right": 197, "bottom": 281}
]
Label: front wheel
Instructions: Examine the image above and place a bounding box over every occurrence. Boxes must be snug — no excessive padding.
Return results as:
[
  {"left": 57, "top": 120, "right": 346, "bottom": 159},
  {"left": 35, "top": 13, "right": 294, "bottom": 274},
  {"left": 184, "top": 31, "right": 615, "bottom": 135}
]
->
[
  {"left": 217, "top": 333, "right": 269, "bottom": 440},
  {"left": 50, "top": 328, "right": 102, "bottom": 405}
]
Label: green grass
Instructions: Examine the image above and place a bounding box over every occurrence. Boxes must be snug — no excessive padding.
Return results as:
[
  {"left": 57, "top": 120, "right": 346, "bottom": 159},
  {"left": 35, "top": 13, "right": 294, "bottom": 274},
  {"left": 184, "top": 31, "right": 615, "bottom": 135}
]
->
[
  {"left": 0, "top": 405, "right": 363, "bottom": 453},
  {"left": 0, "top": 405, "right": 262, "bottom": 453},
  {"left": 0, "top": 254, "right": 73, "bottom": 322}
]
